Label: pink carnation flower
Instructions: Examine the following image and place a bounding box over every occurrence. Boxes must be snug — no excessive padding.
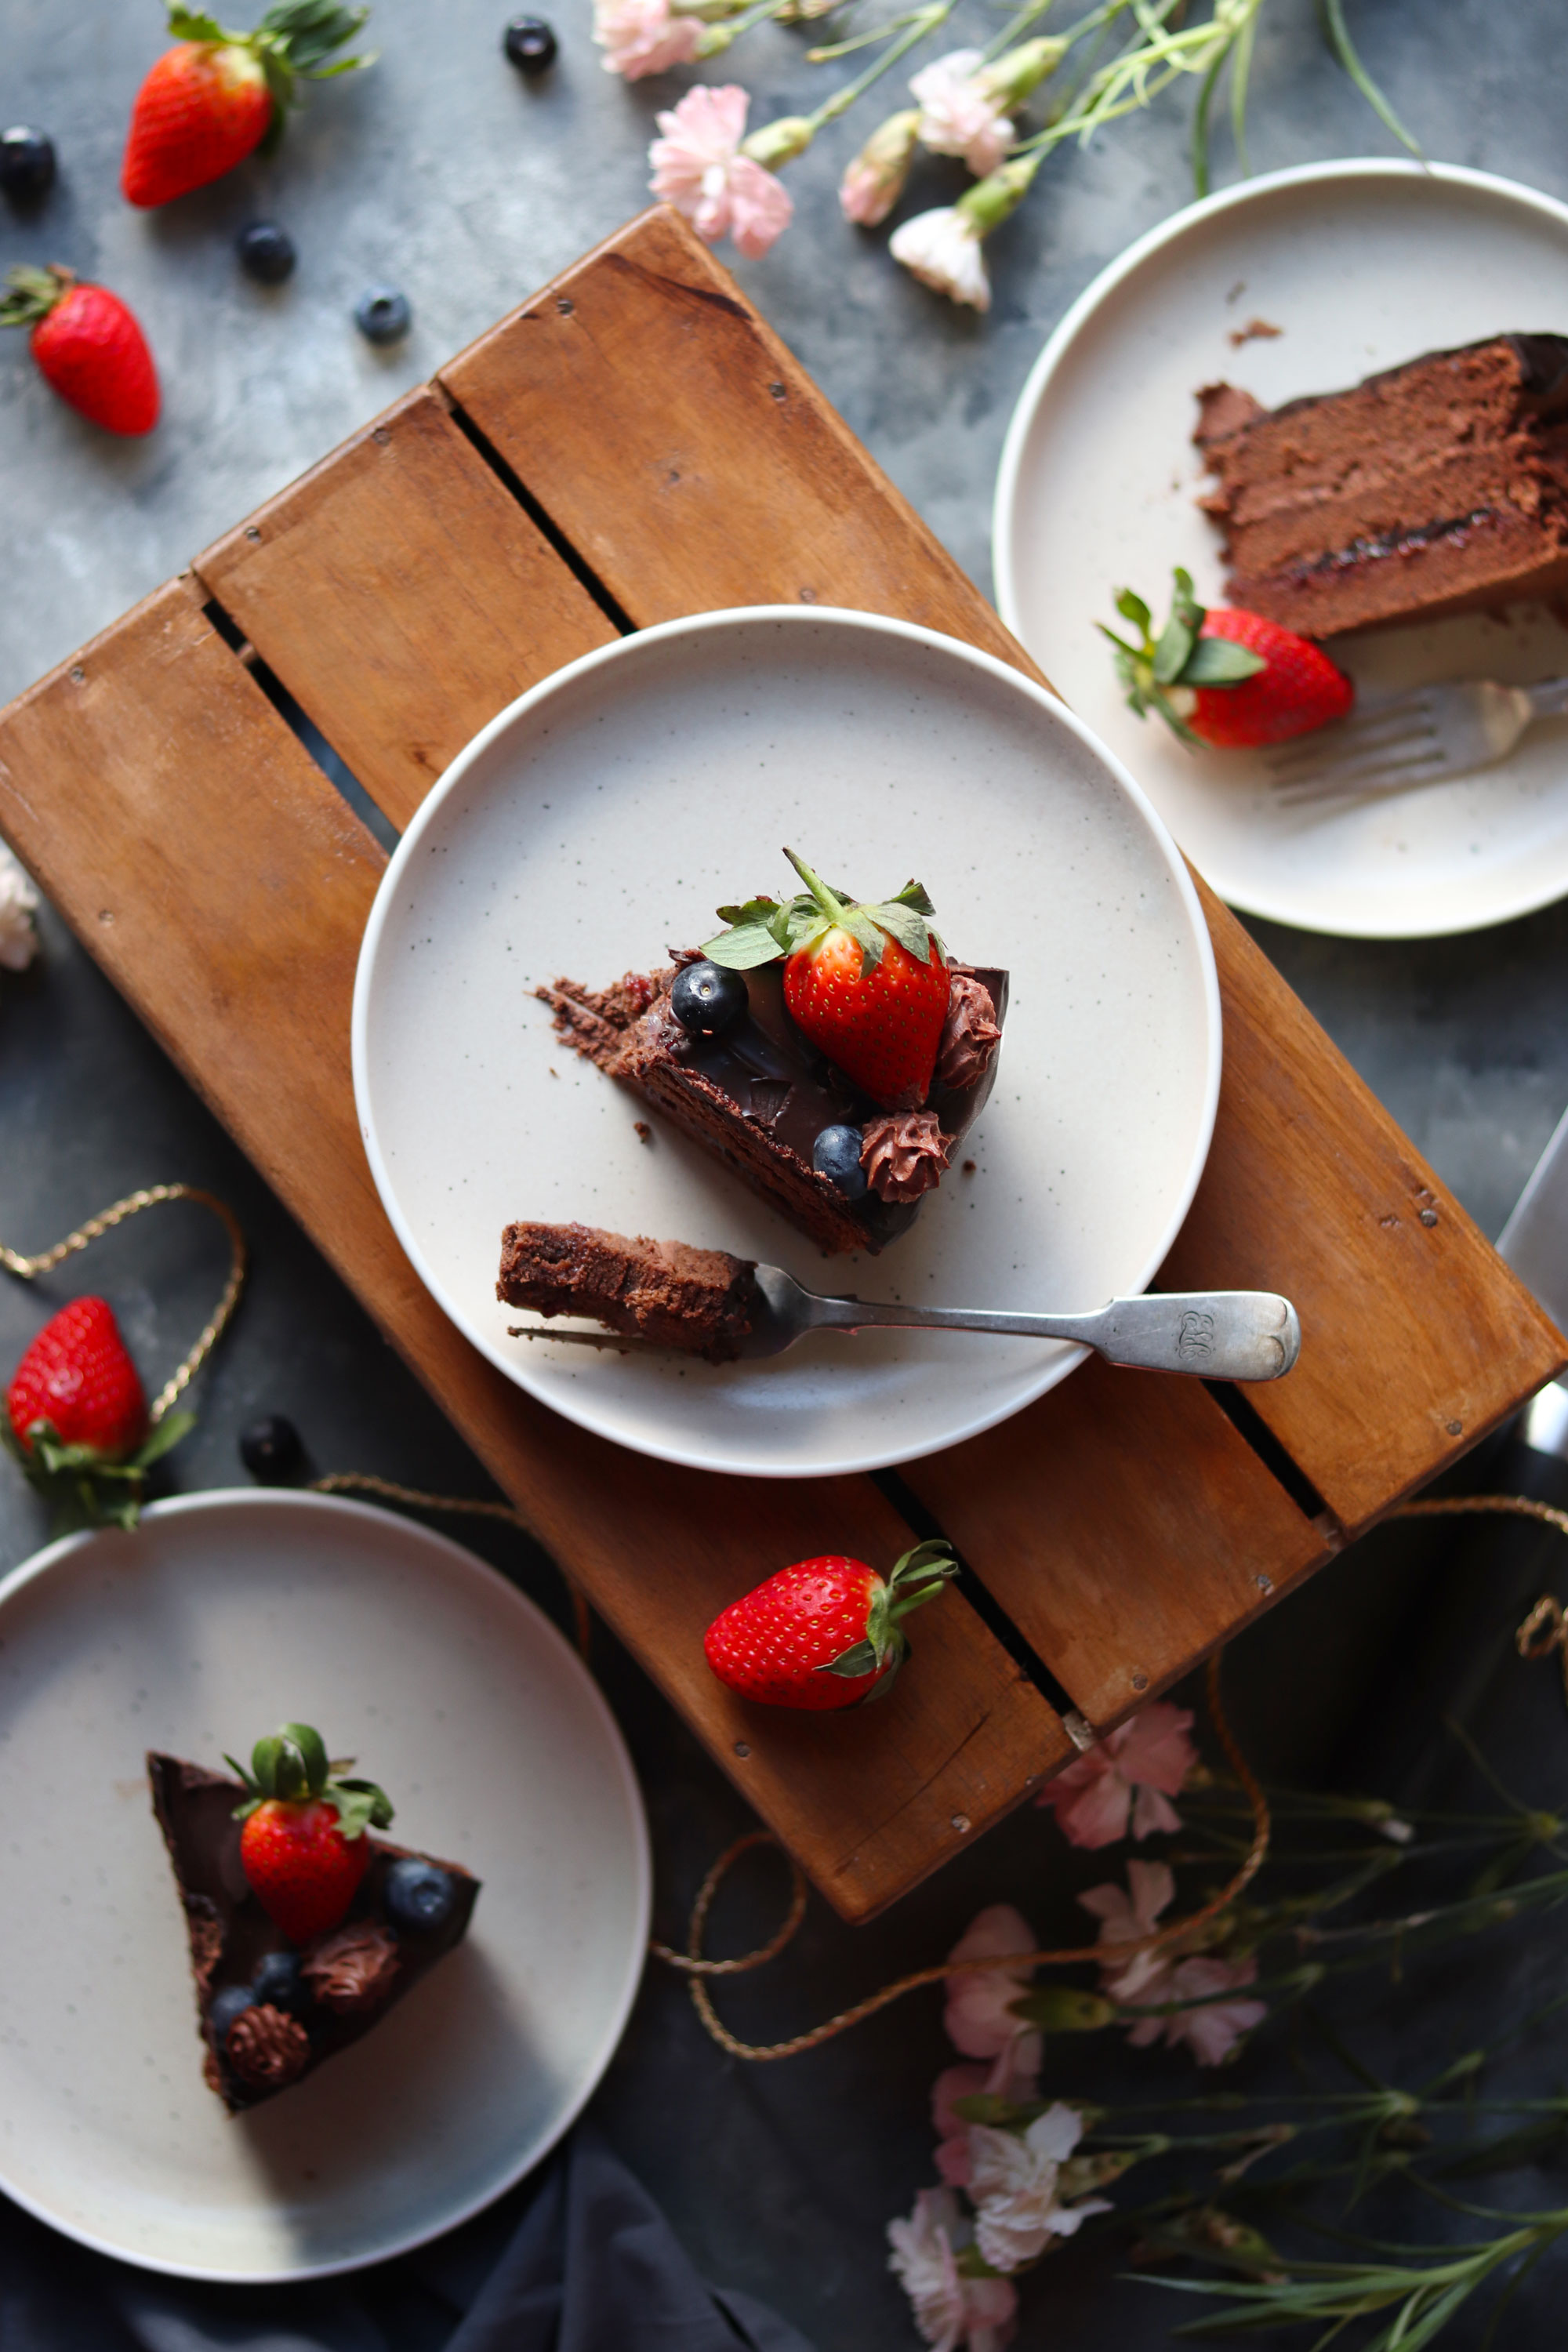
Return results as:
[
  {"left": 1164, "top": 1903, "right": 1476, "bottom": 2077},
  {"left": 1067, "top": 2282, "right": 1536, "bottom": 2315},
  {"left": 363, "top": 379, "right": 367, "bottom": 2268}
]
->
[
  {"left": 909, "top": 49, "right": 1014, "bottom": 176},
  {"left": 594, "top": 0, "right": 701, "bottom": 80},
  {"left": 1080, "top": 1863, "right": 1265, "bottom": 2064},
  {"left": 1158, "top": 1955, "right": 1267, "bottom": 2067},
  {"left": 943, "top": 1904, "right": 1042, "bottom": 2067},
  {"left": 932, "top": 2039, "right": 1040, "bottom": 2187},
  {"left": 887, "top": 2187, "right": 1019, "bottom": 2352},
  {"left": 648, "top": 85, "right": 794, "bottom": 259},
  {"left": 1079, "top": 1857, "right": 1174, "bottom": 2004},
  {"left": 1036, "top": 1701, "right": 1197, "bottom": 1847}
]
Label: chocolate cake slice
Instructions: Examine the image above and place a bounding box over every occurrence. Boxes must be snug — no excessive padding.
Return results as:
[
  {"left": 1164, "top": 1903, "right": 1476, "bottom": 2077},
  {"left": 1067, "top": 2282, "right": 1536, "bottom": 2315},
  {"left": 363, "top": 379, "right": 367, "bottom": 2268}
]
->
[
  {"left": 499, "top": 1221, "right": 760, "bottom": 1359},
  {"left": 149, "top": 1753, "right": 479, "bottom": 2112},
  {"left": 539, "top": 958, "right": 1007, "bottom": 1256},
  {"left": 1196, "top": 333, "right": 1568, "bottom": 636}
]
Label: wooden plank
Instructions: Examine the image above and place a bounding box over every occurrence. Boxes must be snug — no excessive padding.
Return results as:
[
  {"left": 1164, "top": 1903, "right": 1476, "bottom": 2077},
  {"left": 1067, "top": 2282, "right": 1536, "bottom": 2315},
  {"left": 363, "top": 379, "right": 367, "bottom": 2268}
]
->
[
  {"left": 902, "top": 1355, "right": 1330, "bottom": 1729},
  {"left": 437, "top": 205, "right": 1562, "bottom": 1536},
  {"left": 0, "top": 585, "right": 1069, "bottom": 1920},
  {"left": 440, "top": 208, "right": 1034, "bottom": 670},
  {"left": 193, "top": 386, "right": 618, "bottom": 833},
  {"left": 1163, "top": 878, "right": 1568, "bottom": 1535}
]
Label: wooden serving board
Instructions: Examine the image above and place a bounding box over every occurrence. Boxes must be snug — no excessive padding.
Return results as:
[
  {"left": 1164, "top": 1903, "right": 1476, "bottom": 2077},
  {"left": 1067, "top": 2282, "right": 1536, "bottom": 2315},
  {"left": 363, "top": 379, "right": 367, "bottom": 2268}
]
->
[{"left": 2, "top": 209, "right": 1562, "bottom": 1922}]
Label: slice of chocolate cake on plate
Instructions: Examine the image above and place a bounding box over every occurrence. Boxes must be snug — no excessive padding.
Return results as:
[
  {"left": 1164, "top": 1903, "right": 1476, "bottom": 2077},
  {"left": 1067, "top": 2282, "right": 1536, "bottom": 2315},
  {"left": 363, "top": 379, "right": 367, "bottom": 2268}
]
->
[
  {"left": 537, "top": 851, "right": 1006, "bottom": 1256},
  {"left": 499, "top": 1221, "right": 760, "bottom": 1360},
  {"left": 150, "top": 1723, "right": 478, "bottom": 2112},
  {"left": 1196, "top": 332, "right": 1568, "bottom": 636}
]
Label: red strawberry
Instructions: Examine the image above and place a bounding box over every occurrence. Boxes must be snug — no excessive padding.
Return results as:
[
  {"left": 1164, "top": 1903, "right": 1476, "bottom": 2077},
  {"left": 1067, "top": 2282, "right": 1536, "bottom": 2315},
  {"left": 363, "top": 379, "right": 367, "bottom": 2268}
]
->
[
  {"left": 122, "top": 3, "right": 376, "bottom": 209},
  {"left": 704, "top": 848, "right": 951, "bottom": 1109},
  {"left": 1103, "top": 568, "right": 1353, "bottom": 749},
  {"left": 703, "top": 1539, "right": 956, "bottom": 1711},
  {"left": 227, "top": 1721, "right": 393, "bottom": 1943},
  {"left": 7, "top": 1297, "right": 147, "bottom": 1458},
  {"left": 0, "top": 267, "right": 159, "bottom": 435}
]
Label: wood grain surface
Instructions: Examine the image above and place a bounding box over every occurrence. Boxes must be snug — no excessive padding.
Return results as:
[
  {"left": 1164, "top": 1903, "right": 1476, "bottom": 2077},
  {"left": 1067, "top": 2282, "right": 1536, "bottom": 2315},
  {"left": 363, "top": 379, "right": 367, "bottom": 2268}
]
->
[
  {"left": 194, "top": 387, "right": 616, "bottom": 833},
  {"left": 1, "top": 204, "right": 1560, "bottom": 1918},
  {"left": 0, "top": 580, "right": 1067, "bottom": 1921}
]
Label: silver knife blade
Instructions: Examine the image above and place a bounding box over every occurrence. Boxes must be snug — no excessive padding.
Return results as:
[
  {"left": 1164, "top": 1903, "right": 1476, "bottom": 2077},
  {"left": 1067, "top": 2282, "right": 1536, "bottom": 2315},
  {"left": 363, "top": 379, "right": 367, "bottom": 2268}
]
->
[{"left": 1497, "top": 1102, "right": 1568, "bottom": 1457}]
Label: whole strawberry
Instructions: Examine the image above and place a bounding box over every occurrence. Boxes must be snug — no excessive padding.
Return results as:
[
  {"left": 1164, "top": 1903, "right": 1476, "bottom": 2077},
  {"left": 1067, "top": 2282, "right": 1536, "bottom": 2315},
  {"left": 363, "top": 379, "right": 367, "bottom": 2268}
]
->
[
  {"left": 1102, "top": 568, "right": 1354, "bottom": 749},
  {"left": 122, "top": 2, "right": 375, "bottom": 209},
  {"left": 704, "top": 848, "right": 950, "bottom": 1108},
  {"left": 0, "top": 267, "right": 159, "bottom": 435},
  {"left": 704, "top": 1538, "right": 956, "bottom": 1711},
  {"left": 227, "top": 1721, "right": 392, "bottom": 1943},
  {"left": 2, "top": 1294, "right": 193, "bottom": 1530}
]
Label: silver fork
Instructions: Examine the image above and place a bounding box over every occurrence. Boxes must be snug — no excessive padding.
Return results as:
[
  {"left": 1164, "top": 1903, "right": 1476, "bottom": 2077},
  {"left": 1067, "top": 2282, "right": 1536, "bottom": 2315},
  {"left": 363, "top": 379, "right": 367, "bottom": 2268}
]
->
[
  {"left": 511, "top": 1265, "right": 1301, "bottom": 1381},
  {"left": 1269, "top": 677, "right": 1568, "bottom": 807}
]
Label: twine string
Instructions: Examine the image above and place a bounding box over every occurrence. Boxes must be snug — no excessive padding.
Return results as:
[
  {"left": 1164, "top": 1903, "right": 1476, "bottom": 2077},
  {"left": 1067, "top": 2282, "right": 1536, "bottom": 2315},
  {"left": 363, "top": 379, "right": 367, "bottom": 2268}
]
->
[
  {"left": 0, "top": 1184, "right": 246, "bottom": 1425},
  {"left": 655, "top": 1650, "right": 1272, "bottom": 2063},
  {"left": 1393, "top": 1493, "right": 1568, "bottom": 1711}
]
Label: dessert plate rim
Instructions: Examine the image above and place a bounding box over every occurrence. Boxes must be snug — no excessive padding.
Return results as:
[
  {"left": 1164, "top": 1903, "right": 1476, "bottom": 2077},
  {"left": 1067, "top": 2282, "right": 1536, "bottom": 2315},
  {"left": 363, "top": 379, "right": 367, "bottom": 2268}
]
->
[
  {"left": 351, "top": 604, "right": 1222, "bottom": 1478},
  {"left": 993, "top": 156, "right": 1568, "bottom": 940},
  {"left": 0, "top": 1488, "right": 652, "bottom": 2281}
]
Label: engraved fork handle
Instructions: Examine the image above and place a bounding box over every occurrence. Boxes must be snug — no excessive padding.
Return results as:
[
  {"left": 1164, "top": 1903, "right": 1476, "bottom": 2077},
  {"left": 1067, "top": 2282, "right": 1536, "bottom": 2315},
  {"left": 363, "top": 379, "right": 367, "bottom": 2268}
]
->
[{"left": 810, "top": 1290, "right": 1301, "bottom": 1382}]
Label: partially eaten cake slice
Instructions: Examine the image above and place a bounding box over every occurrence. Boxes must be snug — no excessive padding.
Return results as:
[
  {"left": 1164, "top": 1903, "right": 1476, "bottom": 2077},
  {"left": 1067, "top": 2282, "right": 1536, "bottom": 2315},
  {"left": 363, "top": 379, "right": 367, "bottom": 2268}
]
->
[
  {"left": 150, "top": 1722, "right": 478, "bottom": 2112},
  {"left": 499, "top": 1221, "right": 760, "bottom": 1360},
  {"left": 538, "top": 851, "right": 1006, "bottom": 1256},
  {"left": 1196, "top": 332, "right": 1568, "bottom": 636}
]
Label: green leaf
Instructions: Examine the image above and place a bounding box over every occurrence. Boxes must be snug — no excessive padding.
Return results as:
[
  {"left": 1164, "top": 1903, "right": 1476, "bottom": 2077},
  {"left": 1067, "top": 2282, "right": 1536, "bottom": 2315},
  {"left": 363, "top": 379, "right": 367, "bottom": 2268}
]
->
[
  {"left": 840, "top": 907, "right": 884, "bottom": 974},
  {"left": 715, "top": 896, "right": 782, "bottom": 927},
  {"left": 250, "top": 1733, "right": 283, "bottom": 1797},
  {"left": 886, "top": 879, "right": 936, "bottom": 918},
  {"left": 132, "top": 1409, "right": 197, "bottom": 1470},
  {"left": 1008, "top": 1986, "right": 1116, "bottom": 2031},
  {"left": 1319, "top": 0, "right": 1422, "bottom": 158},
  {"left": 820, "top": 1639, "right": 879, "bottom": 1679},
  {"left": 1116, "top": 588, "right": 1152, "bottom": 632},
  {"left": 1180, "top": 637, "right": 1266, "bottom": 687},
  {"left": 1151, "top": 611, "right": 1194, "bottom": 686},
  {"left": 332, "top": 1773, "right": 394, "bottom": 1829},
  {"left": 702, "top": 920, "right": 786, "bottom": 971},
  {"left": 168, "top": 6, "right": 230, "bottom": 40},
  {"left": 866, "top": 899, "right": 935, "bottom": 961},
  {"left": 274, "top": 1740, "right": 307, "bottom": 1801},
  {"left": 280, "top": 1721, "right": 329, "bottom": 1792}
]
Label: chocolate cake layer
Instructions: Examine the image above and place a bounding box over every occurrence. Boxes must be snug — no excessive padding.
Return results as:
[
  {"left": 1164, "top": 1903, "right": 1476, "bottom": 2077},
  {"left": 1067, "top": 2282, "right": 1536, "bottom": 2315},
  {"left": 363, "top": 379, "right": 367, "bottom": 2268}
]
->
[
  {"left": 149, "top": 1754, "right": 478, "bottom": 2113},
  {"left": 538, "top": 960, "right": 1007, "bottom": 1257},
  {"left": 1196, "top": 333, "right": 1568, "bottom": 635},
  {"left": 499, "top": 1221, "right": 759, "bottom": 1359}
]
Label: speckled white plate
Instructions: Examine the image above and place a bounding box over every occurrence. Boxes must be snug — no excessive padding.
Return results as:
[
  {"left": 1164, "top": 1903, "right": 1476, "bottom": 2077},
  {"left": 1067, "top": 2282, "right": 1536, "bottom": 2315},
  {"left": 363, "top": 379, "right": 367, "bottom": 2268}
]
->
[
  {"left": 995, "top": 161, "right": 1568, "bottom": 938},
  {"left": 0, "top": 1491, "right": 649, "bottom": 2280},
  {"left": 352, "top": 607, "right": 1221, "bottom": 1479}
]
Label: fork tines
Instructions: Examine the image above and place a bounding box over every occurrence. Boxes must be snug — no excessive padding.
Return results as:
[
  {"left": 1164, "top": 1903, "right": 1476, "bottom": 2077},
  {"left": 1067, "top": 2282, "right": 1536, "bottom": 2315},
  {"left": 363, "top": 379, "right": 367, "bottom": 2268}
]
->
[{"left": 1268, "top": 689, "right": 1441, "bottom": 804}]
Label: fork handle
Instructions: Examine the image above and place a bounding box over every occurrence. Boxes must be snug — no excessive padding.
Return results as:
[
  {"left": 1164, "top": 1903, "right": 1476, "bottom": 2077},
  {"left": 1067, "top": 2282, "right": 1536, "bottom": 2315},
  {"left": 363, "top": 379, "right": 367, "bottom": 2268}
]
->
[
  {"left": 1523, "top": 678, "right": 1568, "bottom": 719},
  {"left": 815, "top": 1290, "right": 1301, "bottom": 1381}
]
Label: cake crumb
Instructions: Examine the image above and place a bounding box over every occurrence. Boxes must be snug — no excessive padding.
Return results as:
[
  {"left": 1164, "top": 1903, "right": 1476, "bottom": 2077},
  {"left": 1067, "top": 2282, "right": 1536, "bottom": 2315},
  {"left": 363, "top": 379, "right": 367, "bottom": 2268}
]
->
[
  {"left": 1227, "top": 317, "right": 1282, "bottom": 348},
  {"left": 1225, "top": 278, "right": 1246, "bottom": 306},
  {"left": 634, "top": 1120, "right": 652, "bottom": 1145},
  {"left": 549, "top": 1065, "right": 558, "bottom": 1077},
  {"left": 962, "top": 1159, "right": 978, "bottom": 1175}
]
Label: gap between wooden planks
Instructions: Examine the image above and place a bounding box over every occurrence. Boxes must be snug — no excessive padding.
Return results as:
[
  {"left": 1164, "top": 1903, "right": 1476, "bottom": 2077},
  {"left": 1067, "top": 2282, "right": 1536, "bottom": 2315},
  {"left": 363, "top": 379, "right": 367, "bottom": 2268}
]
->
[{"left": 1, "top": 205, "right": 1562, "bottom": 1918}]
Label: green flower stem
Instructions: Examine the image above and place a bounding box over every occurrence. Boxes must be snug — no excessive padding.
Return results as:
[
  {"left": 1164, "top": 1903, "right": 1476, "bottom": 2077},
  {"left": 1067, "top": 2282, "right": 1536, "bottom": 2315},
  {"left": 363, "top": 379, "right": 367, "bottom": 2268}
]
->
[{"left": 804, "top": 2, "right": 955, "bottom": 132}]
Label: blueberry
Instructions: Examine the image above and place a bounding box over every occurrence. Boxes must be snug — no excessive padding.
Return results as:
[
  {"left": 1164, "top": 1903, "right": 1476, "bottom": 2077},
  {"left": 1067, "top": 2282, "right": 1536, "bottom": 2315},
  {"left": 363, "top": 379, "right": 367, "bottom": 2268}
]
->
[
  {"left": 209, "top": 1984, "right": 254, "bottom": 2049},
  {"left": 0, "top": 128, "right": 56, "bottom": 205},
  {"left": 239, "top": 1414, "right": 303, "bottom": 1484},
  {"left": 503, "top": 15, "right": 557, "bottom": 71},
  {"left": 355, "top": 285, "right": 411, "bottom": 345},
  {"left": 252, "top": 1950, "right": 310, "bottom": 2016},
  {"left": 813, "top": 1124, "right": 867, "bottom": 1199},
  {"left": 670, "top": 960, "right": 748, "bottom": 1039},
  {"left": 238, "top": 221, "right": 296, "bottom": 285},
  {"left": 383, "top": 1857, "right": 458, "bottom": 1934}
]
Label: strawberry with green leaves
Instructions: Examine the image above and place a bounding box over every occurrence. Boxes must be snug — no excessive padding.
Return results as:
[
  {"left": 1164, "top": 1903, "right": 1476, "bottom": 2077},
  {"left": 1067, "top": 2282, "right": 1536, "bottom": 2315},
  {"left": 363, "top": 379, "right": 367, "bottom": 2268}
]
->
[
  {"left": 227, "top": 1721, "right": 393, "bottom": 1943},
  {"left": 1103, "top": 568, "right": 1353, "bottom": 749},
  {"left": 703, "top": 1539, "right": 957, "bottom": 1711},
  {"left": 2, "top": 1296, "right": 194, "bottom": 1530},
  {"left": 122, "top": 2, "right": 375, "bottom": 209},
  {"left": 0, "top": 267, "right": 160, "bottom": 436},
  {"left": 704, "top": 848, "right": 950, "bottom": 1108}
]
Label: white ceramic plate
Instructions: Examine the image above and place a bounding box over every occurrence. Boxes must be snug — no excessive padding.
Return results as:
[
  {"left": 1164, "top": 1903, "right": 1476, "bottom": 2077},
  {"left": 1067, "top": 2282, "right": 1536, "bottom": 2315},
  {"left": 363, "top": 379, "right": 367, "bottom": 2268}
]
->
[
  {"left": 0, "top": 1491, "right": 649, "bottom": 2280},
  {"left": 995, "top": 161, "right": 1568, "bottom": 939},
  {"left": 353, "top": 608, "right": 1221, "bottom": 1479}
]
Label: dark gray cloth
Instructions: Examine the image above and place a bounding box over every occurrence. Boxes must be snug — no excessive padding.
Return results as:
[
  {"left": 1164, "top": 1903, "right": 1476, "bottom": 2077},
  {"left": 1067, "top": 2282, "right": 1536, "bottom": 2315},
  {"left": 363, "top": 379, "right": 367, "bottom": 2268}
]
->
[{"left": 0, "top": 2129, "right": 816, "bottom": 2352}]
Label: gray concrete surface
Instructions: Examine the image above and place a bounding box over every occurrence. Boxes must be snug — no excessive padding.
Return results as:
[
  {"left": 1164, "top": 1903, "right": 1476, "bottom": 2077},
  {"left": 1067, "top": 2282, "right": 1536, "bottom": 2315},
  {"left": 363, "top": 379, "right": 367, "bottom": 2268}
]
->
[{"left": 5, "top": 1, "right": 1568, "bottom": 2344}]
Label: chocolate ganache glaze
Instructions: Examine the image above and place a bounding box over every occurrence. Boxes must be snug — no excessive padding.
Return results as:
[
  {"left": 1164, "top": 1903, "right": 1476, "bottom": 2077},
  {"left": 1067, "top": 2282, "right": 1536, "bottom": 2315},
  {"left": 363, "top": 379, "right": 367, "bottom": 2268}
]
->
[{"left": 540, "top": 958, "right": 1008, "bottom": 1255}]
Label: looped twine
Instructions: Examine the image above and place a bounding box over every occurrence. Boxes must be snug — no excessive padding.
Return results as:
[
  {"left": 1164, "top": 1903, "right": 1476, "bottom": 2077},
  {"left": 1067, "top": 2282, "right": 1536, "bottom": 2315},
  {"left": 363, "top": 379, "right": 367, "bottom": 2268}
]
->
[
  {"left": 1, "top": 1184, "right": 246, "bottom": 1425},
  {"left": 653, "top": 1649, "right": 1271, "bottom": 2063},
  {"left": 1393, "top": 1492, "right": 1568, "bottom": 1715}
]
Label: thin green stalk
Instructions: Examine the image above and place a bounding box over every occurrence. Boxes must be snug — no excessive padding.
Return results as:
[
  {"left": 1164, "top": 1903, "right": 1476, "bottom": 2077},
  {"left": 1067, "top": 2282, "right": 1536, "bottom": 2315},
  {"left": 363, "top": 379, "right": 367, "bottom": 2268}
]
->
[
  {"left": 807, "top": 1, "right": 954, "bottom": 126},
  {"left": 1318, "top": 0, "right": 1422, "bottom": 158}
]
